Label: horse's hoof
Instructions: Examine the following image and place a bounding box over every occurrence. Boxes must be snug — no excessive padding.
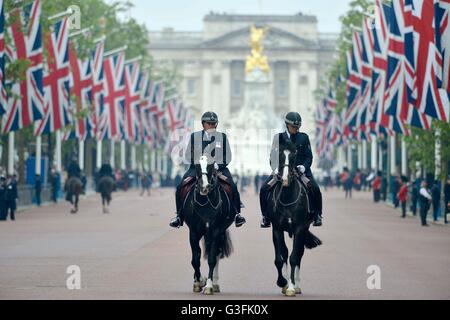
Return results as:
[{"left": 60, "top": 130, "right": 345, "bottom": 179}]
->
[
  {"left": 295, "top": 288, "right": 302, "bottom": 295},
  {"left": 193, "top": 284, "right": 203, "bottom": 293},
  {"left": 213, "top": 285, "right": 221, "bottom": 293},
  {"left": 285, "top": 289, "right": 296, "bottom": 297},
  {"left": 282, "top": 286, "right": 287, "bottom": 295},
  {"left": 203, "top": 287, "right": 214, "bottom": 295}
]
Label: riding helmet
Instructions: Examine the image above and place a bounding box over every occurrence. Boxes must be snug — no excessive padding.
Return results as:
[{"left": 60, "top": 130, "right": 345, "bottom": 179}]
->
[
  {"left": 285, "top": 112, "right": 302, "bottom": 128},
  {"left": 201, "top": 111, "right": 219, "bottom": 124}
]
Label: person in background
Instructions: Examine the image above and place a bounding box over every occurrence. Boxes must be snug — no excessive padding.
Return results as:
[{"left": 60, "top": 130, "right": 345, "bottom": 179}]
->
[
  {"left": 431, "top": 180, "right": 441, "bottom": 222},
  {"left": 381, "top": 173, "right": 388, "bottom": 202},
  {"left": 35, "top": 174, "right": 42, "bottom": 207},
  {"left": 372, "top": 171, "right": 382, "bottom": 203},
  {"left": 50, "top": 168, "right": 59, "bottom": 203},
  {"left": 0, "top": 175, "right": 7, "bottom": 221},
  {"left": 254, "top": 173, "right": 261, "bottom": 195},
  {"left": 419, "top": 180, "right": 432, "bottom": 227},
  {"left": 4, "top": 175, "right": 18, "bottom": 221},
  {"left": 444, "top": 176, "right": 450, "bottom": 222},
  {"left": 410, "top": 174, "right": 420, "bottom": 216},
  {"left": 392, "top": 175, "right": 400, "bottom": 208},
  {"left": 397, "top": 176, "right": 409, "bottom": 218}
]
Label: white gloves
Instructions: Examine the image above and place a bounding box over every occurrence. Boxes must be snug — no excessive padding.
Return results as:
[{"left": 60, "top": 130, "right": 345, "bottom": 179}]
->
[
  {"left": 214, "top": 163, "right": 219, "bottom": 171},
  {"left": 297, "top": 165, "right": 306, "bottom": 174}
]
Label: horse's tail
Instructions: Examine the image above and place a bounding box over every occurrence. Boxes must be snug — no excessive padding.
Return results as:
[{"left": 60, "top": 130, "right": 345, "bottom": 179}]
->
[
  {"left": 304, "top": 231, "right": 322, "bottom": 250},
  {"left": 203, "top": 230, "right": 234, "bottom": 260}
]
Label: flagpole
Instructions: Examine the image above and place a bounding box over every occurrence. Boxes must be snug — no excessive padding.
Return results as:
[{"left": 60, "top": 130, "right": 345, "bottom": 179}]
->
[
  {"left": 110, "top": 140, "right": 115, "bottom": 169},
  {"left": 401, "top": 137, "right": 408, "bottom": 176},
  {"left": 36, "top": 136, "right": 42, "bottom": 176},
  {"left": 96, "top": 140, "right": 102, "bottom": 170},
  {"left": 347, "top": 144, "right": 353, "bottom": 171},
  {"left": 120, "top": 140, "right": 126, "bottom": 170},
  {"left": 362, "top": 140, "right": 368, "bottom": 171},
  {"left": 371, "top": 136, "right": 378, "bottom": 172},
  {"left": 131, "top": 144, "right": 137, "bottom": 171},
  {"left": 390, "top": 134, "right": 396, "bottom": 176},
  {"left": 8, "top": 132, "right": 15, "bottom": 176},
  {"left": 79, "top": 140, "right": 85, "bottom": 171},
  {"left": 56, "top": 130, "right": 62, "bottom": 174},
  {"left": 357, "top": 143, "right": 363, "bottom": 170}
]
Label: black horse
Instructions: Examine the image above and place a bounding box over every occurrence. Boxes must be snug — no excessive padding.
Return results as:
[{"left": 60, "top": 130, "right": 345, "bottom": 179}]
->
[
  {"left": 267, "top": 142, "right": 322, "bottom": 297},
  {"left": 65, "top": 177, "right": 83, "bottom": 214},
  {"left": 182, "top": 155, "right": 234, "bottom": 295},
  {"left": 97, "top": 176, "right": 116, "bottom": 214}
]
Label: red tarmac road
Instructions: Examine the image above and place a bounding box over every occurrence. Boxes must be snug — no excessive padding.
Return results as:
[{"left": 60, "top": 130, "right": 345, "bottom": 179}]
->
[{"left": 0, "top": 187, "right": 449, "bottom": 300}]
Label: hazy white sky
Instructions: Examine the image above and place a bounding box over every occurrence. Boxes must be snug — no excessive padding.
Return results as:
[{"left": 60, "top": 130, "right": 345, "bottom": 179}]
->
[{"left": 122, "top": 0, "right": 353, "bottom": 33}]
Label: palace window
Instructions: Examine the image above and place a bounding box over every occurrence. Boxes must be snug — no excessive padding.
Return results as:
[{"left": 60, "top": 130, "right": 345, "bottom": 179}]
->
[
  {"left": 186, "top": 78, "right": 197, "bottom": 97},
  {"left": 276, "top": 79, "right": 288, "bottom": 98},
  {"left": 232, "top": 79, "right": 242, "bottom": 97}
]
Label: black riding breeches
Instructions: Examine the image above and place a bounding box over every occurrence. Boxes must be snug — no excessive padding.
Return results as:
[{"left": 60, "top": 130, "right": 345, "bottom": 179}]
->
[{"left": 259, "top": 175, "right": 323, "bottom": 218}]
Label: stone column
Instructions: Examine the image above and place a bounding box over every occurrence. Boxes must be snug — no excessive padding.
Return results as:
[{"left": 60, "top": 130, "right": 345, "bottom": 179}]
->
[{"left": 201, "top": 62, "right": 212, "bottom": 113}]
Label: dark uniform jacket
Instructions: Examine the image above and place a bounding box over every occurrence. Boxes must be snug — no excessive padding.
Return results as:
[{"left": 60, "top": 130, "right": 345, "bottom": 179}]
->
[
  {"left": 269, "top": 131, "right": 314, "bottom": 178},
  {"left": 5, "top": 181, "right": 18, "bottom": 210},
  {"left": 184, "top": 130, "right": 233, "bottom": 179},
  {"left": 67, "top": 162, "right": 81, "bottom": 178}
]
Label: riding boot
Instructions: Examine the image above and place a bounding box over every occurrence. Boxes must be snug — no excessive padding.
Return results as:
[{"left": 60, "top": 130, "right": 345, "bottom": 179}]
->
[
  {"left": 312, "top": 191, "right": 323, "bottom": 227},
  {"left": 260, "top": 215, "right": 271, "bottom": 228},
  {"left": 170, "top": 188, "right": 185, "bottom": 229},
  {"left": 232, "top": 189, "right": 246, "bottom": 228}
]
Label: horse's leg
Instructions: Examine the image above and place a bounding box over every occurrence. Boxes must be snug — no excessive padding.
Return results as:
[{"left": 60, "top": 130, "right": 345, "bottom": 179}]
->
[
  {"left": 190, "top": 231, "right": 204, "bottom": 293},
  {"left": 204, "top": 235, "right": 218, "bottom": 295},
  {"left": 273, "top": 228, "right": 288, "bottom": 291},
  {"left": 285, "top": 230, "right": 306, "bottom": 297},
  {"left": 213, "top": 258, "right": 220, "bottom": 293},
  {"left": 75, "top": 194, "right": 79, "bottom": 213}
]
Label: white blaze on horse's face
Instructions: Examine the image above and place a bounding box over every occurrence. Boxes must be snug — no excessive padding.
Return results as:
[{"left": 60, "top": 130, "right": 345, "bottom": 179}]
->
[
  {"left": 282, "top": 150, "right": 290, "bottom": 187},
  {"left": 199, "top": 156, "right": 209, "bottom": 194}
]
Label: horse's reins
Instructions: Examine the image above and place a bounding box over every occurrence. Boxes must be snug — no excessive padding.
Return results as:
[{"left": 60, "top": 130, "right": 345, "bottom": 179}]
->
[{"left": 193, "top": 181, "right": 223, "bottom": 211}]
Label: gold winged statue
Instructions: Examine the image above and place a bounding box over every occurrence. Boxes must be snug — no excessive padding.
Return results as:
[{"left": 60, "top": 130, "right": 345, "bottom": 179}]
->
[{"left": 246, "top": 25, "right": 270, "bottom": 74}]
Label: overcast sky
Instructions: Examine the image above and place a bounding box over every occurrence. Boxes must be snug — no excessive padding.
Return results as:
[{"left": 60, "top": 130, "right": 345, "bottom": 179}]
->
[{"left": 120, "top": 0, "right": 353, "bottom": 33}]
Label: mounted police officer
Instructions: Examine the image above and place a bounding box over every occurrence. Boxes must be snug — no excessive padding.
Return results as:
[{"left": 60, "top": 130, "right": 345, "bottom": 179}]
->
[
  {"left": 170, "top": 111, "right": 246, "bottom": 228},
  {"left": 259, "top": 112, "right": 323, "bottom": 228},
  {"left": 67, "top": 159, "right": 81, "bottom": 179}
]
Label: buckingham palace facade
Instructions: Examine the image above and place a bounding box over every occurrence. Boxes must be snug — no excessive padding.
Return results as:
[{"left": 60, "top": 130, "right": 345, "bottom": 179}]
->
[{"left": 148, "top": 12, "right": 338, "bottom": 138}]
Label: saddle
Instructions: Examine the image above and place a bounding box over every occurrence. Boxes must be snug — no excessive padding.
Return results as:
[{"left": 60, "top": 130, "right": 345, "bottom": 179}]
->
[{"left": 179, "top": 174, "right": 234, "bottom": 202}]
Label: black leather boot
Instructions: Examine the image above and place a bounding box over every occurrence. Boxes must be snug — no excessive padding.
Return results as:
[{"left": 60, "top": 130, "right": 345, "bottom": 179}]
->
[
  {"left": 313, "top": 213, "right": 323, "bottom": 227},
  {"left": 169, "top": 214, "right": 184, "bottom": 228},
  {"left": 260, "top": 216, "right": 271, "bottom": 228},
  {"left": 235, "top": 214, "right": 246, "bottom": 228}
]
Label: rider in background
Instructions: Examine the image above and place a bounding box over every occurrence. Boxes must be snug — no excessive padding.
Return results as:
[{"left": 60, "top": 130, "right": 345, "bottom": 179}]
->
[
  {"left": 259, "top": 112, "right": 323, "bottom": 229},
  {"left": 169, "top": 112, "right": 246, "bottom": 229}
]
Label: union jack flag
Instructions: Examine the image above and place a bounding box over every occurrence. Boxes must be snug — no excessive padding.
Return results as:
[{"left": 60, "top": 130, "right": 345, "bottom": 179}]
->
[
  {"left": 124, "top": 61, "right": 142, "bottom": 143},
  {"left": 3, "top": 0, "right": 44, "bottom": 133},
  {"left": 166, "top": 98, "right": 183, "bottom": 133},
  {"left": 68, "top": 41, "right": 93, "bottom": 141},
  {"left": 344, "top": 36, "right": 362, "bottom": 139},
  {"left": 91, "top": 38, "right": 105, "bottom": 140},
  {"left": 406, "top": 0, "right": 449, "bottom": 122},
  {"left": 0, "top": 0, "right": 6, "bottom": 116},
  {"left": 139, "top": 74, "right": 155, "bottom": 145},
  {"left": 100, "top": 51, "right": 126, "bottom": 141},
  {"left": 385, "top": 0, "right": 431, "bottom": 132},
  {"left": 35, "top": 17, "right": 71, "bottom": 135},
  {"left": 368, "top": 0, "right": 394, "bottom": 136},
  {"left": 436, "top": 0, "right": 450, "bottom": 98},
  {"left": 149, "top": 82, "right": 165, "bottom": 144}
]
